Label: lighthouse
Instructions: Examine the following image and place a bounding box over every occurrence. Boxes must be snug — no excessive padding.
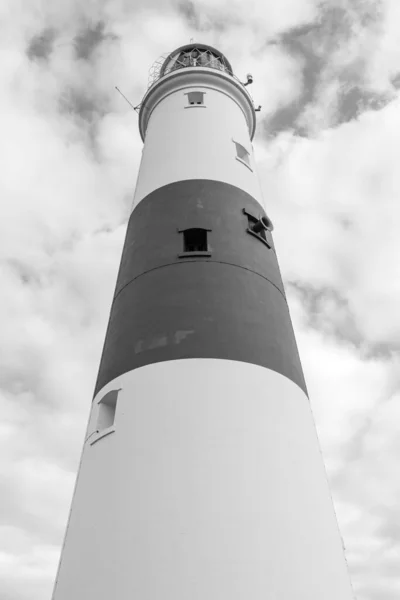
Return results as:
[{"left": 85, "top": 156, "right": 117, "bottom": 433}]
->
[{"left": 52, "top": 44, "right": 354, "bottom": 599}]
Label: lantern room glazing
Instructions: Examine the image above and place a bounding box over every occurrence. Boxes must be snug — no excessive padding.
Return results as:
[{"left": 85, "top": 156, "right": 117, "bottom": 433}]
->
[{"left": 147, "top": 44, "right": 234, "bottom": 90}]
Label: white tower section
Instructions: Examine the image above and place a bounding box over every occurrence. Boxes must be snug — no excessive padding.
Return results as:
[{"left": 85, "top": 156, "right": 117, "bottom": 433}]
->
[
  {"left": 133, "top": 62, "right": 263, "bottom": 208},
  {"left": 52, "top": 44, "right": 354, "bottom": 600}
]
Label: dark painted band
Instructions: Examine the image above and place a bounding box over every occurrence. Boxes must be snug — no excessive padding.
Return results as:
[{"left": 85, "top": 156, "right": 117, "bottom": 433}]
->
[{"left": 94, "top": 180, "right": 307, "bottom": 396}]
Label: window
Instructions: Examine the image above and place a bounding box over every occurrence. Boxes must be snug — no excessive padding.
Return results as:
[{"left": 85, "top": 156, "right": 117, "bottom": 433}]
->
[
  {"left": 178, "top": 228, "right": 211, "bottom": 257},
  {"left": 243, "top": 208, "right": 272, "bottom": 248},
  {"left": 184, "top": 228, "right": 207, "bottom": 251},
  {"left": 97, "top": 389, "right": 119, "bottom": 431},
  {"left": 185, "top": 91, "right": 205, "bottom": 107},
  {"left": 162, "top": 48, "right": 231, "bottom": 77},
  {"left": 246, "top": 212, "right": 265, "bottom": 240},
  {"left": 234, "top": 141, "right": 252, "bottom": 170}
]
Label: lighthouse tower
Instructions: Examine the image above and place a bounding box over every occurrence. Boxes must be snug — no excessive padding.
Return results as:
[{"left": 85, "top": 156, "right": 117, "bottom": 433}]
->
[{"left": 52, "top": 44, "right": 354, "bottom": 599}]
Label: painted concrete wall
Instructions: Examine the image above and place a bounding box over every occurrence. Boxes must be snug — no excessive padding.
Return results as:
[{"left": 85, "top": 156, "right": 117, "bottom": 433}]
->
[
  {"left": 53, "top": 359, "right": 354, "bottom": 600},
  {"left": 132, "top": 83, "right": 265, "bottom": 209},
  {"left": 53, "top": 59, "right": 353, "bottom": 600}
]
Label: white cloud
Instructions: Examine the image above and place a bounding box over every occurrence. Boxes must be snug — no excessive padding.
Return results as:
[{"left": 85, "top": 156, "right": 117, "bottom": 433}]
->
[
  {"left": 260, "top": 99, "right": 400, "bottom": 349},
  {"left": 179, "top": 0, "right": 319, "bottom": 37},
  {"left": 364, "top": 0, "right": 400, "bottom": 92}
]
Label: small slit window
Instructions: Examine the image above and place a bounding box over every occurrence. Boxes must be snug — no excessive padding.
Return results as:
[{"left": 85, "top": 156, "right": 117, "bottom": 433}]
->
[
  {"left": 186, "top": 91, "right": 205, "bottom": 106},
  {"left": 178, "top": 228, "right": 211, "bottom": 257},
  {"left": 234, "top": 141, "right": 252, "bottom": 170},
  {"left": 97, "top": 389, "right": 119, "bottom": 431}
]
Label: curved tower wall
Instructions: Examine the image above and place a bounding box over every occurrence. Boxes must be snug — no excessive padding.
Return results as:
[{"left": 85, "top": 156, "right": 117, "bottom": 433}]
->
[
  {"left": 133, "top": 67, "right": 263, "bottom": 208},
  {"left": 52, "top": 48, "right": 354, "bottom": 600}
]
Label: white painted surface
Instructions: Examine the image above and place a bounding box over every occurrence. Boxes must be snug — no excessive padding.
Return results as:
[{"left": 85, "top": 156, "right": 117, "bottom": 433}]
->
[
  {"left": 132, "top": 69, "right": 265, "bottom": 209},
  {"left": 53, "top": 359, "right": 354, "bottom": 599},
  {"left": 139, "top": 67, "right": 255, "bottom": 142}
]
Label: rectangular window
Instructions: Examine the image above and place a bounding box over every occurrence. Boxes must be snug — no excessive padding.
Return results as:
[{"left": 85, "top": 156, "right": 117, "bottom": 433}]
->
[
  {"left": 234, "top": 141, "right": 252, "bottom": 170},
  {"left": 178, "top": 228, "right": 212, "bottom": 257},
  {"left": 184, "top": 228, "right": 208, "bottom": 251},
  {"left": 97, "top": 389, "right": 119, "bottom": 431},
  {"left": 186, "top": 91, "right": 205, "bottom": 106}
]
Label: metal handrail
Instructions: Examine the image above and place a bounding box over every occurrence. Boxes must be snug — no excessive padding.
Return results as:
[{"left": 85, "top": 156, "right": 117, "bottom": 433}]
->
[{"left": 146, "top": 52, "right": 255, "bottom": 105}]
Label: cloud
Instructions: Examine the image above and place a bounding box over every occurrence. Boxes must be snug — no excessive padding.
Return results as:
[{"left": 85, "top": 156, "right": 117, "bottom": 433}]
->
[
  {"left": 286, "top": 288, "right": 400, "bottom": 599},
  {"left": 259, "top": 0, "right": 396, "bottom": 136},
  {"left": 27, "top": 28, "right": 56, "bottom": 61},
  {"left": 73, "top": 20, "right": 117, "bottom": 61},
  {"left": 177, "top": 0, "right": 319, "bottom": 35},
  {"left": 0, "top": 527, "right": 59, "bottom": 600},
  {"left": 258, "top": 97, "right": 400, "bottom": 350}
]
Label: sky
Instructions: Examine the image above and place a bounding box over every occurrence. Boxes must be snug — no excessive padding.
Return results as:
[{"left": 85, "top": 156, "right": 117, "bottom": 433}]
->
[{"left": 1, "top": 0, "right": 400, "bottom": 598}]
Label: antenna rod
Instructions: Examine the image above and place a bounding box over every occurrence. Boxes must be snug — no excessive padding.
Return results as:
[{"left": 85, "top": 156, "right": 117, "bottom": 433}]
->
[{"left": 115, "top": 86, "right": 140, "bottom": 112}]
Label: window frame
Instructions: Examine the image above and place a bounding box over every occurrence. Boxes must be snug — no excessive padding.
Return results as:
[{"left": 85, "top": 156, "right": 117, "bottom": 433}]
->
[
  {"left": 243, "top": 208, "right": 272, "bottom": 248},
  {"left": 178, "top": 227, "right": 212, "bottom": 258},
  {"left": 184, "top": 91, "right": 207, "bottom": 108},
  {"left": 89, "top": 388, "right": 121, "bottom": 446},
  {"left": 233, "top": 140, "right": 253, "bottom": 171}
]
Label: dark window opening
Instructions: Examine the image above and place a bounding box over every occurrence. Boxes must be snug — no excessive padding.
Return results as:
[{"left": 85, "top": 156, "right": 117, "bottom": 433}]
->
[
  {"left": 187, "top": 91, "right": 205, "bottom": 105},
  {"left": 183, "top": 228, "right": 208, "bottom": 252}
]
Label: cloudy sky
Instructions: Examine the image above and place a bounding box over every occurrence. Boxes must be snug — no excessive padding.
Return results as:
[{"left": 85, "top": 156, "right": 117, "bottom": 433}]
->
[{"left": 1, "top": 0, "right": 400, "bottom": 598}]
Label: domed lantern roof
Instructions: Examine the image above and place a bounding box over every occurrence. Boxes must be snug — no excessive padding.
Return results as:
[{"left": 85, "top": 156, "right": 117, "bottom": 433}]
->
[{"left": 160, "top": 43, "right": 233, "bottom": 78}]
